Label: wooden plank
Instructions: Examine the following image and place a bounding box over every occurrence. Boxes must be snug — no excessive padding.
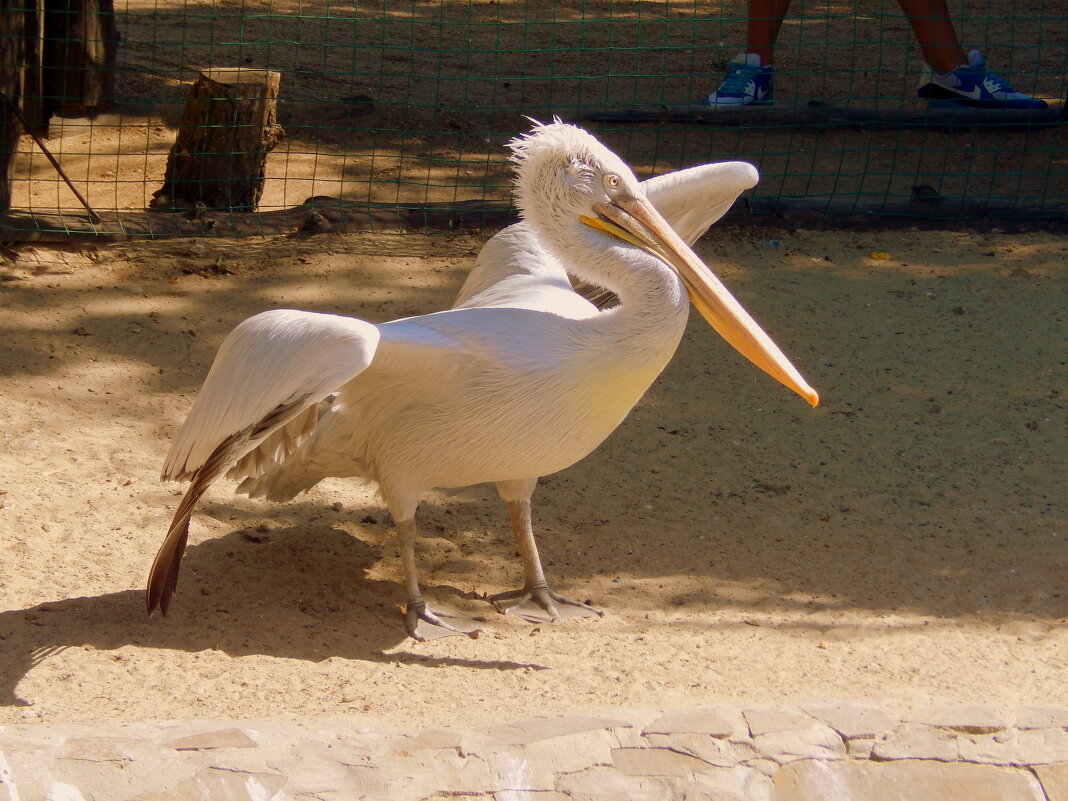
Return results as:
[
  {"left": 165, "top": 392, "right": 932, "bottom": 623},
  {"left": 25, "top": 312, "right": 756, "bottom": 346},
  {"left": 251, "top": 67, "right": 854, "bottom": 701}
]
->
[
  {"left": 3, "top": 195, "right": 1066, "bottom": 243},
  {"left": 0, "top": 199, "right": 517, "bottom": 241},
  {"left": 581, "top": 102, "right": 1066, "bottom": 133}
]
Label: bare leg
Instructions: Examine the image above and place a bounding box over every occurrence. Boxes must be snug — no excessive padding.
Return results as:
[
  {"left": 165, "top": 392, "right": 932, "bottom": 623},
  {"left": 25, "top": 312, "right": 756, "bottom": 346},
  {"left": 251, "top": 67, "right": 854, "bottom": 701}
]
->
[
  {"left": 896, "top": 0, "right": 967, "bottom": 72},
  {"left": 489, "top": 498, "right": 603, "bottom": 623},
  {"left": 749, "top": 0, "right": 967, "bottom": 72},
  {"left": 747, "top": 0, "right": 794, "bottom": 66},
  {"left": 397, "top": 517, "right": 481, "bottom": 641}
]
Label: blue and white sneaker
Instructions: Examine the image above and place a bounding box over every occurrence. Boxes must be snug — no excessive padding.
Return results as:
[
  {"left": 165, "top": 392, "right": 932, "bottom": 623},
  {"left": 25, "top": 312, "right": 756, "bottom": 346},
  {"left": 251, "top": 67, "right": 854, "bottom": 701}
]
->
[
  {"left": 917, "top": 49, "right": 1047, "bottom": 110},
  {"left": 703, "top": 53, "right": 774, "bottom": 109}
]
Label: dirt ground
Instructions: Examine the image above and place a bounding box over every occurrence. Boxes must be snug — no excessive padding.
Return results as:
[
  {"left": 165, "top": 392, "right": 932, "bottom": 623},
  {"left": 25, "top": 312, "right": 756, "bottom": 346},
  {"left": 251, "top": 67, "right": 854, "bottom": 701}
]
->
[{"left": 0, "top": 222, "right": 1064, "bottom": 729}]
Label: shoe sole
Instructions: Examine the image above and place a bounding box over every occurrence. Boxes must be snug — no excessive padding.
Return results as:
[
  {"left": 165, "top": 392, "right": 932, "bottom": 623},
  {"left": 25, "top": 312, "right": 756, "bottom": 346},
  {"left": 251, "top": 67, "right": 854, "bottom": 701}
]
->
[
  {"left": 701, "top": 98, "right": 774, "bottom": 109},
  {"left": 919, "top": 86, "right": 1047, "bottom": 110},
  {"left": 923, "top": 97, "right": 1048, "bottom": 110}
]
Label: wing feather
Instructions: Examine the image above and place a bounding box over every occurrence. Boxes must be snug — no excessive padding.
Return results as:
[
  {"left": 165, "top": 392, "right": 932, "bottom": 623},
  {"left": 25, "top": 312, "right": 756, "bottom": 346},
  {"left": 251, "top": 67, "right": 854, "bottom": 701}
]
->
[
  {"left": 162, "top": 309, "right": 380, "bottom": 481},
  {"left": 641, "top": 161, "right": 759, "bottom": 246},
  {"left": 148, "top": 309, "right": 379, "bottom": 616}
]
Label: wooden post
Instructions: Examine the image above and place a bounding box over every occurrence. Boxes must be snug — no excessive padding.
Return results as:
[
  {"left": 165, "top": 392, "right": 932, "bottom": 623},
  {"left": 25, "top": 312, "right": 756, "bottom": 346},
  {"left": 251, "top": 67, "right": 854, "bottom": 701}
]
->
[
  {"left": 20, "top": 0, "right": 46, "bottom": 131},
  {"left": 0, "top": 0, "right": 30, "bottom": 212},
  {"left": 151, "top": 68, "right": 284, "bottom": 212},
  {"left": 42, "top": 0, "right": 118, "bottom": 120}
]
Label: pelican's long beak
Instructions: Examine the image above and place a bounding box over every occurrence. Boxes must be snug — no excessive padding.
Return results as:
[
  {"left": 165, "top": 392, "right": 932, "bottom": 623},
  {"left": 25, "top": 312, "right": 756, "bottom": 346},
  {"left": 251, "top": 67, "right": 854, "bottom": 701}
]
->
[{"left": 582, "top": 196, "right": 819, "bottom": 407}]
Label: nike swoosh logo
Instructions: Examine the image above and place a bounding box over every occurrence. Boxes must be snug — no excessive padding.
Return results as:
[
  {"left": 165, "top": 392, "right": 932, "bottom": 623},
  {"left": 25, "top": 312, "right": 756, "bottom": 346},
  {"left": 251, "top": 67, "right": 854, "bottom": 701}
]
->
[
  {"left": 752, "top": 87, "right": 768, "bottom": 101},
  {"left": 951, "top": 86, "right": 982, "bottom": 99}
]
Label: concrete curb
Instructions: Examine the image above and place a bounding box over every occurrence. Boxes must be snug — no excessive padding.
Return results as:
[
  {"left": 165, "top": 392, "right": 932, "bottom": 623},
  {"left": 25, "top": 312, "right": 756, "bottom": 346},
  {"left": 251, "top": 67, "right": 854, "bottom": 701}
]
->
[{"left": 2, "top": 703, "right": 1067, "bottom": 800}]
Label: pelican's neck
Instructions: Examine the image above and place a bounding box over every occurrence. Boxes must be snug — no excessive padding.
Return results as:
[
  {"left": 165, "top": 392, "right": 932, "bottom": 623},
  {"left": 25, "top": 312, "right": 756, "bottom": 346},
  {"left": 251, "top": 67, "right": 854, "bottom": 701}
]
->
[{"left": 570, "top": 232, "right": 691, "bottom": 343}]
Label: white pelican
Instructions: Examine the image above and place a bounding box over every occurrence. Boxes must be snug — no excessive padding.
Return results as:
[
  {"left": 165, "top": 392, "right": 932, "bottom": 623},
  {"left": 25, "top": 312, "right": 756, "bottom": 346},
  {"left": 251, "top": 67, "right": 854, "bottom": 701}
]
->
[{"left": 148, "top": 120, "right": 818, "bottom": 641}]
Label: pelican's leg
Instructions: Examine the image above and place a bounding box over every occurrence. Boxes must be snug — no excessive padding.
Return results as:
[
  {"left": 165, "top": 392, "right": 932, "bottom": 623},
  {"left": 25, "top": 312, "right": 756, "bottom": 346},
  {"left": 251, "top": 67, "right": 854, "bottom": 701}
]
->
[
  {"left": 490, "top": 498, "right": 604, "bottom": 624},
  {"left": 397, "top": 518, "right": 481, "bottom": 642}
]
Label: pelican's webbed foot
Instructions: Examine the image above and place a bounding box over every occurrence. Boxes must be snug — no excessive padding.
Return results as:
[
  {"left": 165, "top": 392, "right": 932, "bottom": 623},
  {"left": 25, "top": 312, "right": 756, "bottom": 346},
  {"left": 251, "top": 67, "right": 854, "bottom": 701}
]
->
[
  {"left": 405, "top": 601, "right": 482, "bottom": 642},
  {"left": 489, "top": 585, "right": 604, "bottom": 624}
]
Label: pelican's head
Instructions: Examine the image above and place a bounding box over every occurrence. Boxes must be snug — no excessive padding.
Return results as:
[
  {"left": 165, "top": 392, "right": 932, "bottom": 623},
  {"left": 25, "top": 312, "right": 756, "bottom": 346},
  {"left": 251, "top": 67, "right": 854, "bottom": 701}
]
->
[
  {"left": 509, "top": 119, "right": 642, "bottom": 235},
  {"left": 507, "top": 120, "right": 819, "bottom": 408}
]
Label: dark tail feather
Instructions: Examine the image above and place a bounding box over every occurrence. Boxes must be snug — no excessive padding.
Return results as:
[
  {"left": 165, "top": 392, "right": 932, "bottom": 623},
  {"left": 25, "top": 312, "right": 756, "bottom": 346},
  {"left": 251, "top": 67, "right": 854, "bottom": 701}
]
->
[
  {"left": 147, "top": 395, "right": 312, "bottom": 615},
  {"left": 146, "top": 434, "right": 246, "bottom": 615},
  {"left": 146, "top": 467, "right": 213, "bottom": 614}
]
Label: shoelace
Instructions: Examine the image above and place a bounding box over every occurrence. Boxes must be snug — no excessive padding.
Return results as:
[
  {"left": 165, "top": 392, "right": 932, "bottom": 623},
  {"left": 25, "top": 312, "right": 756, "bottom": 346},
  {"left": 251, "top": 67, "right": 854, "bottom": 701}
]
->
[
  {"left": 960, "top": 61, "right": 1015, "bottom": 93},
  {"left": 718, "top": 66, "right": 758, "bottom": 94}
]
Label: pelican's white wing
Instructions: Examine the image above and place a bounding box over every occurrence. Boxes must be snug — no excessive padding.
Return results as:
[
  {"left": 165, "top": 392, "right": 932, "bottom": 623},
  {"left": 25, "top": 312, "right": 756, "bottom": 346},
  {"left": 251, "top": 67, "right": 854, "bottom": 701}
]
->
[
  {"left": 150, "top": 308, "right": 379, "bottom": 615},
  {"left": 162, "top": 309, "right": 380, "bottom": 482},
  {"left": 452, "top": 161, "right": 758, "bottom": 311},
  {"left": 641, "top": 161, "right": 758, "bottom": 247}
]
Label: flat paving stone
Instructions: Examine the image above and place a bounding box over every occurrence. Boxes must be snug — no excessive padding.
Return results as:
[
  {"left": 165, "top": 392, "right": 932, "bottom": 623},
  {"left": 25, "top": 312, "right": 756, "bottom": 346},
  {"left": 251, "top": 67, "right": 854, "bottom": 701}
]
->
[
  {"left": 391, "top": 728, "right": 464, "bottom": 751},
  {"left": 611, "top": 746, "right": 715, "bottom": 777},
  {"left": 487, "top": 728, "right": 616, "bottom": 791},
  {"left": 1016, "top": 708, "right": 1068, "bottom": 730},
  {"left": 905, "top": 705, "right": 1010, "bottom": 734},
  {"left": 1034, "top": 762, "right": 1068, "bottom": 801},
  {"left": 556, "top": 765, "right": 683, "bottom": 801},
  {"left": 1015, "top": 727, "right": 1068, "bottom": 763},
  {"left": 58, "top": 735, "right": 159, "bottom": 762},
  {"left": 165, "top": 727, "right": 258, "bottom": 751},
  {"left": 742, "top": 708, "right": 813, "bottom": 737},
  {"left": 382, "top": 750, "right": 494, "bottom": 798},
  {"left": 642, "top": 708, "right": 737, "bottom": 737},
  {"left": 132, "top": 767, "right": 288, "bottom": 801},
  {"left": 642, "top": 731, "right": 762, "bottom": 767},
  {"left": 0, "top": 704, "right": 1065, "bottom": 800},
  {"left": 870, "top": 722, "right": 959, "bottom": 762},
  {"left": 801, "top": 701, "right": 896, "bottom": 740},
  {"left": 774, "top": 758, "right": 1046, "bottom": 801},
  {"left": 752, "top": 722, "right": 846, "bottom": 763},
  {"left": 481, "top": 715, "right": 628, "bottom": 747},
  {"left": 688, "top": 765, "right": 774, "bottom": 801}
]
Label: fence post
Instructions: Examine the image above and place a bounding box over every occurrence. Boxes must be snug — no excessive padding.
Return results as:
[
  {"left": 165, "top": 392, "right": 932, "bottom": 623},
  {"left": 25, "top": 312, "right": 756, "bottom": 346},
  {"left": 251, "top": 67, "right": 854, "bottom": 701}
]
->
[
  {"left": 151, "top": 68, "right": 284, "bottom": 212},
  {"left": 0, "top": 1, "right": 28, "bottom": 212},
  {"left": 42, "top": 0, "right": 118, "bottom": 120}
]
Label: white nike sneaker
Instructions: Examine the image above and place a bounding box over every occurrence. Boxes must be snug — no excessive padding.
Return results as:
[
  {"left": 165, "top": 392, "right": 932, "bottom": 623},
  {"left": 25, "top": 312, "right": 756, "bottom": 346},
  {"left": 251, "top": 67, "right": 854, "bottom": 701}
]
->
[
  {"left": 917, "top": 49, "right": 1047, "bottom": 109},
  {"left": 703, "top": 53, "right": 775, "bottom": 109}
]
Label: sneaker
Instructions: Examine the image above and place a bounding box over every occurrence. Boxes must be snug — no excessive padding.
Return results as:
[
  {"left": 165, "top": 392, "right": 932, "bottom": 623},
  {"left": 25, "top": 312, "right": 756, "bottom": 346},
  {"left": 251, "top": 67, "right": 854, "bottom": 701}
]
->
[
  {"left": 702, "top": 53, "right": 774, "bottom": 109},
  {"left": 917, "top": 49, "right": 1047, "bottom": 110}
]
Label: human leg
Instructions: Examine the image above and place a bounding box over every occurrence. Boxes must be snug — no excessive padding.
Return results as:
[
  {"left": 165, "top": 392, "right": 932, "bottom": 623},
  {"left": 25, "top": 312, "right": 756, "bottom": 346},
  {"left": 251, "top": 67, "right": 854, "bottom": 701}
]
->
[
  {"left": 747, "top": 0, "right": 793, "bottom": 67},
  {"left": 896, "top": 0, "right": 967, "bottom": 73}
]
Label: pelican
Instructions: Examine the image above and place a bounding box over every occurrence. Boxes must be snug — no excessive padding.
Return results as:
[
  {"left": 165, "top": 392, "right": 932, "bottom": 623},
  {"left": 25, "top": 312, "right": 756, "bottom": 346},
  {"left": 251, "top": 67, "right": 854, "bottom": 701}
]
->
[{"left": 148, "top": 120, "right": 818, "bottom": 641}]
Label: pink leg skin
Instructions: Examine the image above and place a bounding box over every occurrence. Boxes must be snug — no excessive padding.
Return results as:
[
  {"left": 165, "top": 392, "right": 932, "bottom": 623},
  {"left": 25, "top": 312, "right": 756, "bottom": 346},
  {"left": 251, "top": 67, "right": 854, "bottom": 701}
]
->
[
  {"left": 489, "top": 497, "right": 604, "bottom": 624},
  {"left": 398, "top": 518, "right": 481, "bottom": 641}
]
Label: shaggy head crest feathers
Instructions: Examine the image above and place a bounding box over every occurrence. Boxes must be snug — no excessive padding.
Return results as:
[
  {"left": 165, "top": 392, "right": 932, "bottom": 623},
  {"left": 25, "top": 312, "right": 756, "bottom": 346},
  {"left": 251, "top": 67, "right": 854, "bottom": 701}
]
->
[{"left": 507, "top": 119, "right": 639, "bottom": 224}]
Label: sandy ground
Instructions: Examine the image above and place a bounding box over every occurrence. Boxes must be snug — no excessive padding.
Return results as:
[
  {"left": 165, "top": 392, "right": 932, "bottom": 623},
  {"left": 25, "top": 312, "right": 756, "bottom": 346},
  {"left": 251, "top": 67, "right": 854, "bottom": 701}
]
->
[{"left": 0, "top": 224, "right": 1065, "bottom": 730}]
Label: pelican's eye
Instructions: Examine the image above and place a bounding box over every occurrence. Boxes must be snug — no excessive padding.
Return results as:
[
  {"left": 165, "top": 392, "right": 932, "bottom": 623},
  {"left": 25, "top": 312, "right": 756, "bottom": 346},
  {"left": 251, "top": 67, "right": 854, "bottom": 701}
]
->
[{"left": 604, "top": 174, "right": 621, "bottom": 191}]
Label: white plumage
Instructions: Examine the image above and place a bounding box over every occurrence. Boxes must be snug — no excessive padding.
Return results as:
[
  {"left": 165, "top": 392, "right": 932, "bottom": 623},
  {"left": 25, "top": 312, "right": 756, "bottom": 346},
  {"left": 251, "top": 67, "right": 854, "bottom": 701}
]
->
[{"left": 149, "top": 120, "right": 817, "bottom": 640}]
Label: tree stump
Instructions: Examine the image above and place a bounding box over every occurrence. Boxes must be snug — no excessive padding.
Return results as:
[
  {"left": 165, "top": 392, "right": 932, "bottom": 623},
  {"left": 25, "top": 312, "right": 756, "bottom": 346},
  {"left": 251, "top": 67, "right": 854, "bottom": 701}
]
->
[{"left": 152, "top": 68, "right": 284, "bottom": 212}]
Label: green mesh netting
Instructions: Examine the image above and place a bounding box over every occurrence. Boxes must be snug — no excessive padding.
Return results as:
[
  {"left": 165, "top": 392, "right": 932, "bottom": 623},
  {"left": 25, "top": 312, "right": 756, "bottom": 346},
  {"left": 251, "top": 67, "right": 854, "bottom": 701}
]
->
[{"left": 2, "top": 0, "right": 1065, "bottom": 235}]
